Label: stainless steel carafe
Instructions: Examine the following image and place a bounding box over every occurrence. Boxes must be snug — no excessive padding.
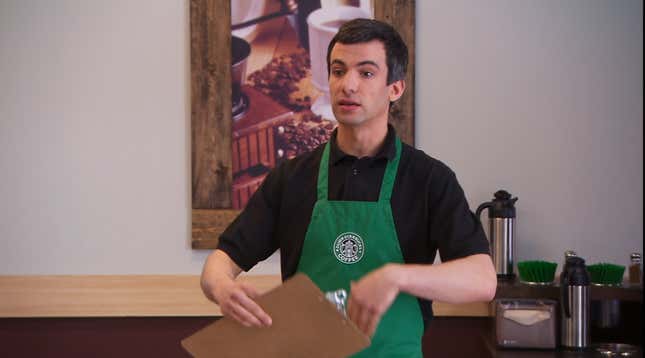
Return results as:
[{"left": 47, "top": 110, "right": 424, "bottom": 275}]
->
[
  {"left": 476, "top": 190, "right": 518, "bottom": 279},
  {"left": 560, "top": 256, "right": 591, "bottom": 350}
]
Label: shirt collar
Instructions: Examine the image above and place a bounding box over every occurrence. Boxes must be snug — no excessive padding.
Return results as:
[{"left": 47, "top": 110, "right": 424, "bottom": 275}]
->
[{"left": 329, "top": 124, "right": 397, "bottom": 166}]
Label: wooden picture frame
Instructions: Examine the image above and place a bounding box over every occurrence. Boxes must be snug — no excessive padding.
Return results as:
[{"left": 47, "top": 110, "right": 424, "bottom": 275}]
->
[{"left": 190, "top": 0, "right": 416, "bottom": 249}]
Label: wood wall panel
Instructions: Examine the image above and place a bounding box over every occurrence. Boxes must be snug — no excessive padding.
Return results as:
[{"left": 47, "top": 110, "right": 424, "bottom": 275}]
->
[
  {"left": 191, "top": 0, "right": 232, "bottom": 209},
  {"left": 374, "top": 0, "right": 416, "bottom": 146}
]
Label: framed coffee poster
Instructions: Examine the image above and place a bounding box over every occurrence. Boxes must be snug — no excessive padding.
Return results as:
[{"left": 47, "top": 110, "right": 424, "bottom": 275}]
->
[{"left": 191, "top": 0, "right": 415, "bottom": 249}]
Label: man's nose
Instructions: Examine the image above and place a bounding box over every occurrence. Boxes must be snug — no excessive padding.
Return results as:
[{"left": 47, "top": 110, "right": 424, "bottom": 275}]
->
[{"left": 341, "top": 71, "right": 359, "bottom": 94}]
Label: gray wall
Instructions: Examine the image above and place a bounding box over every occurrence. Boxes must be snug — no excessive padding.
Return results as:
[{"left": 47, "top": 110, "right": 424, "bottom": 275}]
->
[
  {"left": 417, "top": 0, "right": 643, "bottom": 269},
  {"left": 1, "top": 0, "right": 642, "bottom": 275}
]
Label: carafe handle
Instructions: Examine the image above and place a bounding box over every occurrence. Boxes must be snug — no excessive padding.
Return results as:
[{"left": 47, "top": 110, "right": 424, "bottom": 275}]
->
[
  {"left": 561, "top": 273, "right": 571, "bottom": 318},
  {"left": 475, "top": 202, "right": 493, "bottom": 222}
]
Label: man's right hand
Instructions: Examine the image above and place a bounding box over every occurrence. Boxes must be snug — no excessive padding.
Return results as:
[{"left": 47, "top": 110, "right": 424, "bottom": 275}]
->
[
  {"left": 201, "top": 250, "right": 273, "bottom": 328},
  {"left": 212, "top": 278, "right": 273, "bottom": 328}
]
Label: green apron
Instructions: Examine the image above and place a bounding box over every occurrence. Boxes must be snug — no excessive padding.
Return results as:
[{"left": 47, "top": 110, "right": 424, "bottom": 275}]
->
[{"left": 297, "top": 137, "right": 424, "bottom": 357}]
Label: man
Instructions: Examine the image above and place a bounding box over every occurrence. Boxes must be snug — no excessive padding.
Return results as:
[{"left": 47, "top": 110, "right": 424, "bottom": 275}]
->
[{"left": 201, "top": 19, "right": 496, "bottom": 357}]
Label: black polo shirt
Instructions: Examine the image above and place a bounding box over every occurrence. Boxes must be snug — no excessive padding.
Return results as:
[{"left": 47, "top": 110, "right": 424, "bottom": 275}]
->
[{"left": 218, "top": 125, "right": 491, "bottom": 324}]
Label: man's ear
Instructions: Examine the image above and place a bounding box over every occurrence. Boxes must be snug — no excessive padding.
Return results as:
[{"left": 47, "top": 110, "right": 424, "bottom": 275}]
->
[{"left": 388, "top": 79, "right": 406, "bottom": 102}]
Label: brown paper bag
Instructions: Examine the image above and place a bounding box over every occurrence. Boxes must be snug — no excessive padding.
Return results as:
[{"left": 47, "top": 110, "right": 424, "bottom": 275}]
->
[{"left": 181, "top": 273, "right": 370, "bottom": 357}]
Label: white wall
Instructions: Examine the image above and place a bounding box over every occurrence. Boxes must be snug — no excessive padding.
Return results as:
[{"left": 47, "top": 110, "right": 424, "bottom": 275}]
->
[
  {"left": 0, "top": 0, "right": 641, "bottom": 275},
  {"left": 418, "top": 0, "right": 643, "bottom": 269},
  {"left": 0, "top": 0, "right": 222, "bottom": 274}
]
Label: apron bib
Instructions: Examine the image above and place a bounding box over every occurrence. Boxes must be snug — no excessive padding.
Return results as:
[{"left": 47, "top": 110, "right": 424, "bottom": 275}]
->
[{"left": 297, "top": 137, "right": 424, "bottom": 357}]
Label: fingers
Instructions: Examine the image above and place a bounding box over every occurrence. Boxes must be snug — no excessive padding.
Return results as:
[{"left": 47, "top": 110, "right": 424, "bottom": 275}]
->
[
  {"left": 348, "top": 282, "right": 385, "bottom": 337},
  {"left": 238, "top": 284, "right": 273, "bottom": 326},
  {"left": 347, "top": 283, "right": 358, "bottom": 327},
  {"left": 225, "top": 301, "right": 263, "bottom": 327},
  {"left": 240, "top": 283, "right": 260, "bottom": 299},
  {"left": 348, "top": 296, "right": 381, "bottom": 337},
  {"left": 356, "top": 305, "right": 372, "bottom": 334},
  {"left": 364, "top": 309, "right": 381, "bottom": 336},
  {"left": 221, "top": 285, "right": 272, "bottom": 328}
]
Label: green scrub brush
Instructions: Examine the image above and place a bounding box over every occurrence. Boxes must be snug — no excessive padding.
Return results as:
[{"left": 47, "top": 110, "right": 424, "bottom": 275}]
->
[
  {"left": 517, "top": 260, "right": 558, "bottom": 284},
  {"left": 587, "top": 263, "right": 625, "bottom": 286}
]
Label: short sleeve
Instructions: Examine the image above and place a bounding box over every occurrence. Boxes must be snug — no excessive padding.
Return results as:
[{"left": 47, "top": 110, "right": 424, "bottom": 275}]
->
[
  {"left": 216, "top": 166, "right": 283, "bottom": 271},
  {"left": 428, "top": 166, "right": 490, "bottom": 262}
]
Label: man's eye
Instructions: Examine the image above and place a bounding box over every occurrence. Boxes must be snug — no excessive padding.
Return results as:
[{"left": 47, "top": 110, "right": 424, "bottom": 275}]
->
[
  {"left": 332, "top": 69, "right": 345, "bottom": 76},
  {"left": 361, "top": 71, "right": 374, "bottom": 78}
]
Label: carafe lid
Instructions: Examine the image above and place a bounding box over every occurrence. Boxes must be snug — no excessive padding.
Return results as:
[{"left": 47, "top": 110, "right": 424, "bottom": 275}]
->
[
  {"left": 561, "top": 257, "right": 590, "bottom": 286},
  {"left": 488, "top": 190, "right": 518, "bottom": 218}
]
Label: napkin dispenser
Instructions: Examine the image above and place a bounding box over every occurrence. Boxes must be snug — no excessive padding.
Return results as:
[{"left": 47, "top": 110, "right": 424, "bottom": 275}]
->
[{"left": 496, "top": 299, "right": 557, "bottom": 349}]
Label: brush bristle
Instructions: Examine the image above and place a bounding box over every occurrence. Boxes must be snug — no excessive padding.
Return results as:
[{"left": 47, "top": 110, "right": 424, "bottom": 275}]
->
[
  {"left": 517, "top": 260, "right": 557, "bottom": 283},
  {"left": 587, "top": 263, "right": 625, "bottom": 285}
]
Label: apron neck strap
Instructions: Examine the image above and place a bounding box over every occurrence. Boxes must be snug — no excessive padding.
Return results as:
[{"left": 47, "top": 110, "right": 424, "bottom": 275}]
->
[
  {"left": 317, "top": 142, "right": 331, "bottom": 201},
  {"left": 317, "top": 136, "right": 402, "bottom": 202},
  {"left": 378, "top": 136, "right": 401, "bottom": 202}
]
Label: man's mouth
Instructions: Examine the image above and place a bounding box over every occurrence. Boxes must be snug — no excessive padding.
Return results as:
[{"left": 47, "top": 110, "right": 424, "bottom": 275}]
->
[{"left": 338, "top": 99, "right": 361, "bottom": 110}]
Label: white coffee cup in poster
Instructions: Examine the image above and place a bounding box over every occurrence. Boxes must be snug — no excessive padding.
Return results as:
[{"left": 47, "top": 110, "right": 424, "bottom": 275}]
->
[
  {"left": 231, "top": 0, "right": 267, "bottom": 42},
  {"left": 320, "top": 0, "right": 374, "bottom": 17},
  {"left": 307, "top": 5, "right": 370, "bottom": 121}
]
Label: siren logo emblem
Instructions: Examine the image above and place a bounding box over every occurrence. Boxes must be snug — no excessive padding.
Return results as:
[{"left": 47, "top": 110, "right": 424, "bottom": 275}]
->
[{"left": 333, "top": 232, "right": 364, "bottom": 264}]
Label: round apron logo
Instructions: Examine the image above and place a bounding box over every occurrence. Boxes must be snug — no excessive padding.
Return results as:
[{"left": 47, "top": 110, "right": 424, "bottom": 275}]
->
[{"left": 333, "top": 232, "right": 364, "bottom": 264}]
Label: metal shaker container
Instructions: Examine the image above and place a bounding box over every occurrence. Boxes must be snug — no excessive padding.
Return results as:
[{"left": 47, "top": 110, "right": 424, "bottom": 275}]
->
[
  {"left": 560, "top": 256, "right": 591, "bottom": 349},
  {"left": 476, "top": 190, "right": 518, "bottom": 279}
]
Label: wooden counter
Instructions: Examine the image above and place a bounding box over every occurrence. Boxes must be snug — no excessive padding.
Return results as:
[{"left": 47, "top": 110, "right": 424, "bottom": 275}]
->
[
  {"left": 1, "top": 275, "right": 641, "bottom": 358},
  {"left": 0, "top": 275, "right": 490, "bottom": 317}
]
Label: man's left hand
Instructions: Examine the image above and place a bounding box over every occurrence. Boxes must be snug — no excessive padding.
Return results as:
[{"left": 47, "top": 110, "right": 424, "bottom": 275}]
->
[{"left": 347, "top": 264, "right": 401, "bottom": 337}]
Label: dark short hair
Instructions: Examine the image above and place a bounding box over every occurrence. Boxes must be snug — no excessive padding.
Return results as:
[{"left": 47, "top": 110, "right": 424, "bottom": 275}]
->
[{"left": 326, "top": 18, "right": 408, "bottom": 85}]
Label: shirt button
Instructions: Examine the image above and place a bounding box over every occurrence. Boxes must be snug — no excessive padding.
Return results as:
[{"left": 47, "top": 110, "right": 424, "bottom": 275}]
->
[{"left": 352, "top": 168, "right": 358, "bottom": 176}]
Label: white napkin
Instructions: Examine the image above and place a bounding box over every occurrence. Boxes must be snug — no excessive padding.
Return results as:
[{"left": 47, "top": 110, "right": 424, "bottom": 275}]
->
[{"left": 503, "top": 309, "right": 551, "bottom": 326}]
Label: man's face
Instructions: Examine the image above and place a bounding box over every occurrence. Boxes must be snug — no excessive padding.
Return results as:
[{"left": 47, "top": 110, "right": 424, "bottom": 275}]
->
[{"left": 328, "top": 40, "right": 404, "bottom": 128}]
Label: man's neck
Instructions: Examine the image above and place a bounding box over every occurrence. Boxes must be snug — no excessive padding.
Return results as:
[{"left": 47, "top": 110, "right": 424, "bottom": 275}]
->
[{"left": 336, "top": 122, "right": 388, "bottom": 158}]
